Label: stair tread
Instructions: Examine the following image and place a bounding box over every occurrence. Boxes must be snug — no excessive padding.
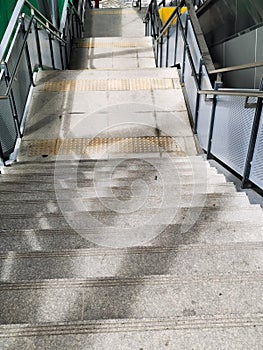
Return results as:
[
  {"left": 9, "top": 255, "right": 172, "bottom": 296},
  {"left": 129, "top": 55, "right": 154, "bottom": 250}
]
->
[
  {"left": 0, "top": 273, "right": 262, "bottom": 326},
  {"left": 0, "top": 242, "right": 262, "bottom": 282}
]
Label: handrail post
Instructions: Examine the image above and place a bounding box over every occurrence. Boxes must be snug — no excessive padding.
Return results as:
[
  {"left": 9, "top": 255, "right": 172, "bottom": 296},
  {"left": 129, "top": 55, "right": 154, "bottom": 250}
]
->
[
  {"left": 48, "top": 32, "right": 56, "bottom": 70},
  {"left": 181, "top": 14, "right": 189, "bottom": 83},
  {"left": 207, "top": 81, "right": 222, "bottom": 159},
  {"left": 193, "top": 58, "right": 204, "bottom": 133},
  {"left": 173, "top": 11, "right": 179, "bottom": 66},
  {"left": 159, "top": 36, "right": 163, "bottom": 67},
  {"left": 0, "top": 141, "right": 6, "bottom": 166},
  {"left": 241, "top": 79, "right": 263, "bottom": 188},
  {"left": 165, "top": 27, "right": 170, "bottom": 67},
  {"left": 33, "top": 20, "right": 43, "bottom": 70}
]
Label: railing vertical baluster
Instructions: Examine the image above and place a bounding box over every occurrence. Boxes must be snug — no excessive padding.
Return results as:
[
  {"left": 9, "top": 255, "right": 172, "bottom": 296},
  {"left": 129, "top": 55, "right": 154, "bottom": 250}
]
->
[
  {"left": 159, "top": 36, "right": 163, "bottom": 67},
  {"left": 34, "top": 20, "right": 43, "bottom": 70},
  {"left": 181, "top": 15, "right": 189, "bottom": 83},
  {"left": 207, "top": 81, "right": 222, "bottom": 159},
  {"left": 48, "top": 33, "right": 56, "bottom": 69},
  {"left": 173, "top": 13, "right": 179, "bottom": 66},
  {"left": 59, "top": 41, "right": 65, "bottom": 70},
  {"left": 242, "top": 79, "right": 263, "bottom": 188},
  {"left": 0, "top": 141, "right": 6, "bottom": 166},
  {"left": 193, "top": 59, "right": 203, "bottom": 132},
  {"left": 165, "top": 27, "right": 170, "bottom": 67}
]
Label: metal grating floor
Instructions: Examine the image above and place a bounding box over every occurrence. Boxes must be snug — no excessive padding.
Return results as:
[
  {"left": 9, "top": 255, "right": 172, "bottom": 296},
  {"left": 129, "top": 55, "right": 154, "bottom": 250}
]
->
[
  {"left": 42, "top": 78, "right": 174, "bottom": 92},
  {"left": 27, "top": 137, "right": 185, "bottom": 156}
]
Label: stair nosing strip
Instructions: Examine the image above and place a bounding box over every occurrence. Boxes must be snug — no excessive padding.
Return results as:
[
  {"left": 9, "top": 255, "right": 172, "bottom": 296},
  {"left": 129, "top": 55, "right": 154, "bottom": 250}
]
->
[
  {"left": 0, "top": 273, "right": 262, "bottom": 290},
  {"left": 0, "top": 242, "right": 262, "bottom": 260},
  {"left": 0, "top": 313, "right": 262, "bottom": 337}
]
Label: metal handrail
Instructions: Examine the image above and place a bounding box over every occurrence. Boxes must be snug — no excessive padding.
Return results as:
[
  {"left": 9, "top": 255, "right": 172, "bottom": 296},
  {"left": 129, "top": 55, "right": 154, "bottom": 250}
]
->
[
  {"left": 24, "top": 0, "right": 59, "bottom": 35},
  {"left": 0, "top": 0, "right": 83, "bottom": 100},
  {"left": 208, "top": 61, "right": 263, "bottom": 75},
  {"left": 144, "top": 0, "right": 263, "bottom": 99},
  {"left": 198, "top": 89, "right": 263, "bottom": 98},
  {"left": 156, "top": 4, "right": 183, "bottom": 41},
  {"left": 29, "top": 11, "right": 67, "bottom": 44}
]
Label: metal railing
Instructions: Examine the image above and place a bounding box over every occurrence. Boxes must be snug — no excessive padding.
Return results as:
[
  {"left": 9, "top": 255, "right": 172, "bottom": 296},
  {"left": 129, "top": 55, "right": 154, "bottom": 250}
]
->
[
  {"left": 144, "top": 0, "right": 263, "bottom": 190},
  {"left": 0, "top": 0, "right": 86, "bottom": 165}
]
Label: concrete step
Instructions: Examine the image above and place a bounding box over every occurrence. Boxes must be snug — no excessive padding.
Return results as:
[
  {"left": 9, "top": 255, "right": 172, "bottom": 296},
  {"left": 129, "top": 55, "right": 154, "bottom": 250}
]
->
[
  {"left": 0, "top": 314, "right": 262, "bottom": 349},
  {"left": 2, "top": 156, "right": 211, "bottom": 171},
  {"left": 0, "top": 207, "right": 262, "bottom": 231},
  {"left": 0, "top": 221, "right": 262, "bottom": 252},
  {"left": 35, "top": 66, "right": 179, "bottom": 83},
  {"left": 0, "top": 174, "right": 228, "bottom": 192},
  {"left": 0, "top": 273, "right": 262, "bottom": 325},
  {"left": 0, "top": 183, "right": 239, "bottom": 202},
  {"left": 0, "top": 165, "right": 219, "bottom": 181},
  {"left": 0, "top": 242, "right": 262, "bottom": 282},
  {"left": 0, "top": 193, "right": 252, "bottom": 215}
]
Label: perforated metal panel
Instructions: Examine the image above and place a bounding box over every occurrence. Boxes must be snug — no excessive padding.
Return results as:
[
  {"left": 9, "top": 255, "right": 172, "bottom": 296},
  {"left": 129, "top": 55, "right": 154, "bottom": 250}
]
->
[
  {"left": 211, "top": 95, "right": 256, "bottom": 175},
  {"left": 249, "top": 110, "right": 263, "bottom": 188},
  {"left": 6, "top": 29, "right": 31, "bottom": 124},
  {"left": 0, "top": 74, "right": 18, "bottom": 157}
]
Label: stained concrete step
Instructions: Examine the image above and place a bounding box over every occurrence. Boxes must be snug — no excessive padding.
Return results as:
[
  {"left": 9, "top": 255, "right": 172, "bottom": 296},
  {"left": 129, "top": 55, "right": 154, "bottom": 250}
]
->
[
  {"left": 0, "top": 207, "right": 262, "bottom": 231},
  {"left": 0, "top": 193, "right": 252, "bottom": 215},
  {"left": 0, "top": 242, "right": 262, "bottom": 282},
  {"left": 0, "top": 273, "right": 262, "bottom": 325},
  {"left": 0, "top": 175, "right": 228, "bottom": 192},
  {"left": 0, "top": 314, "right": 262, "bottom": 349},
  {"left": 1, "top": 165, "right": 216, "bottom": 176},
  {"left": 0, "top": 183, "right": 239, "bottom": 202},
  {"left": 0, "top": 221, "right": 262, "bottom": 252},
  {"left": 2, "top": 156, "right": 212, "bottom": 171},
  {"left": 0, "top": 166, "right": 219, "bottom": 181}
]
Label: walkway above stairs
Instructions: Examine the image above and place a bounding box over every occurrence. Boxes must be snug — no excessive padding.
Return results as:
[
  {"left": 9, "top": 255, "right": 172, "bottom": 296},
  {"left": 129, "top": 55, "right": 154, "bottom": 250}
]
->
[{"left": 0, "top": 3, "right": 263, "bottom": 349}]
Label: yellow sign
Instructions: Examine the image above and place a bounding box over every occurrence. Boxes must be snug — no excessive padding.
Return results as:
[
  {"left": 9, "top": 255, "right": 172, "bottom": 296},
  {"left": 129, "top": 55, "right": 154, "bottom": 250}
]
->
[{"left": 158, "top": 6, "right": 187, "bottom": 26}]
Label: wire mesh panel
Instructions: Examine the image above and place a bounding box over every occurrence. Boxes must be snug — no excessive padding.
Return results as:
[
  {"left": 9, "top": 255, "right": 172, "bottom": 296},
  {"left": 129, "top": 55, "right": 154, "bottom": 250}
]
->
[
  {"left": 0, "top": 73, "right": 18, "bottom": 158},
  {"left": 249, "top": 109, "right": 263, "bottom": 189},
  {"left": 211, "top": 95, "right": 256, "bottom": 176},
  {"left": 196, "top": 65, "right": 213, "bottom": 150},
  {"left": 6, "top": 30, "right": 31, "bottom": 125}
]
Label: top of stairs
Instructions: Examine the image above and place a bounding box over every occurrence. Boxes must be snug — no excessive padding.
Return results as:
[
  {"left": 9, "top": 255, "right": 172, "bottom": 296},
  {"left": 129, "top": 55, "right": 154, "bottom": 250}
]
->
[{"left": 0, "top": 3, "right": 262, "bottom": 349}]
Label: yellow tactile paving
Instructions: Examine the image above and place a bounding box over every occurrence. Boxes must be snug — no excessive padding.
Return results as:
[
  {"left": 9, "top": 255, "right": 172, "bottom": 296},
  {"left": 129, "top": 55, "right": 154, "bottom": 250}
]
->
[
  {"left": 42, "top": 78, "right": 174, "bottom": 92},
  {"left": 76, "top": 41, "right": 151, "bottom": 48},
  {"left": 27, "top": 137, "right": 185, "bottom": 156},
  {"left": 89, "top": 9, "right": 136, "bottom": 15}
]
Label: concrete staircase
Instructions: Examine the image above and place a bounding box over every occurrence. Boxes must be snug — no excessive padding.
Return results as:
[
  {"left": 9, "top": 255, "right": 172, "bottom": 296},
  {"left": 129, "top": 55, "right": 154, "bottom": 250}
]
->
[{"left": 0, "top": 5, "right": 262, "bottom": 350}]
